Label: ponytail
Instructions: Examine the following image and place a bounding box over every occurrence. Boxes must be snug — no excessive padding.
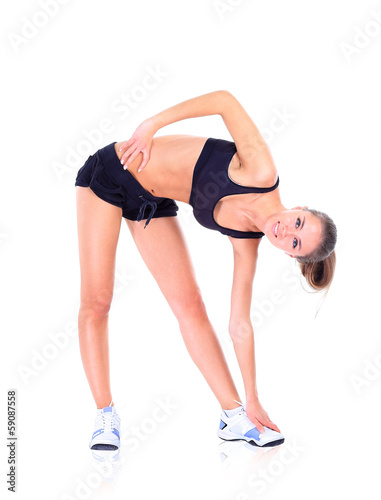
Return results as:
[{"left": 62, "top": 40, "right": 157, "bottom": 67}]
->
[{"left": 298, "top": 250, "right": 336, "bottom": 294}]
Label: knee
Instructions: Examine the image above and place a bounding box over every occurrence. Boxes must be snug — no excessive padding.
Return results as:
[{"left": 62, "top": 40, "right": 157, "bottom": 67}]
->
[
  {"left": 172, "top": 292, "right": 207, "bottom": 325},
  {"left": 80, "top": 289, "right": 113, "bottom": 319}
]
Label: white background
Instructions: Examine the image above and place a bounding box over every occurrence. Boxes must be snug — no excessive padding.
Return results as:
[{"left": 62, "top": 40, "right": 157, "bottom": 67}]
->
[{"left": 1, "top": 0, "right": 380, "bottom": 499}]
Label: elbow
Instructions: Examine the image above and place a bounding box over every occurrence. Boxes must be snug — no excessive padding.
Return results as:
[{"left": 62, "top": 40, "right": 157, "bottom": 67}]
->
[
  {"left": 216, "top": 90, "right": 234, "bottom": 116},
  {"left": 218, "top": 89, "right": 234, "bottom": 101},
  {"left": 218, "top": 89, "right": 232, "bottom": 96}
]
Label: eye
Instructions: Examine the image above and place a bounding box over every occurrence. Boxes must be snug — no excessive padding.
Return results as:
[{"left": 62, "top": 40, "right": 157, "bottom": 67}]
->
[
  {"left": 293, "top": 238, "right": 298, "bottom": 249},
  {"left": 296, "top": 217, "right": 301, "bottom": 228}
]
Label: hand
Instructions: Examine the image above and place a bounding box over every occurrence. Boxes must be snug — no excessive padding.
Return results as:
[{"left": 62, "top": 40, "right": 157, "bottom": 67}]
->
[
  {"left": 245, "top": 399, "right": 281, "bottom": 434},
  {"left": 119, "top": 119, "right": 155, "bottom": 172}
]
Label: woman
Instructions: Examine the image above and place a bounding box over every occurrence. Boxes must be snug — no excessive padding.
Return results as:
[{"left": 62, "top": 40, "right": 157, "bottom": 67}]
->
[{"left": 75, "top": 90, "right": 337, "bottom": 451}]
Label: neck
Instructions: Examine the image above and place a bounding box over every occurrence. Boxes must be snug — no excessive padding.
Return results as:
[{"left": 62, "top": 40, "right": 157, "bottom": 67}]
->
[{"left": 241, "top": 196, "right": 287, "bottom": 233}]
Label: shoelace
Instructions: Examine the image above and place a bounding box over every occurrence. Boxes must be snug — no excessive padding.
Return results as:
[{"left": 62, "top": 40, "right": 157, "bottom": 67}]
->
[
  {"left": 233, "top": 399, "right": 245, "bottom": 416},
  {"left": 98, "top": 409, "right": 120, "bottom": 433}
]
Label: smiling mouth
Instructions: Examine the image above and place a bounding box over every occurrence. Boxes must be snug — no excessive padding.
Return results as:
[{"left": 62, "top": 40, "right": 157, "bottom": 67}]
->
[{"left": 273, "top": 221, "right": 280, "bottom": 237}]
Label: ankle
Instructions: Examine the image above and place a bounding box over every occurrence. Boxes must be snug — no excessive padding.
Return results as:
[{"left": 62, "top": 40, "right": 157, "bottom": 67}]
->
[
  {"left": 221, "top": 398, "right": 243, "bottom": 411},
  {"left": 96, "top": 398, "right": 114, "bottom": 410}
]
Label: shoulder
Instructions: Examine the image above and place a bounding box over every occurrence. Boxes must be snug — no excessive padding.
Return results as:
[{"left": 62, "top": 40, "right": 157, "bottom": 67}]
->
[
  {"left": 238, "top": 158, "right": 279, "bottom": 189},
  {"left": 228, "top": 235, "right": 261, "bottom": 257},
  {"left": 235, "top": 137, "right": 278, "bottom": 188}
]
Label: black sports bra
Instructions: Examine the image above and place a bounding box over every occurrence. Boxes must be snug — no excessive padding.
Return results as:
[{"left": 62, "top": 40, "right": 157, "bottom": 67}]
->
[{"left": 189, "top": 138, "right": 280, "bottom": 239}]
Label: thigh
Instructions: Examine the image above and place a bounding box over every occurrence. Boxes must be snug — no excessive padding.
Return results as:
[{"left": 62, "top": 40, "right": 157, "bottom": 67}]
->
[
  {"left": 125, "top": 216, "right": 204, "bottom": 319},
  {"left": 76, "top": 186, "right": 123, "bottom": 310}
]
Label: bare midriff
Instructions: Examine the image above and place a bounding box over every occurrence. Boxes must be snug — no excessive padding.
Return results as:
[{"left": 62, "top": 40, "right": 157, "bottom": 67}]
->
[
  {"left": 114, "top": 134, "right": 242, "bottom": 204},
  {"left": 113, "top": 134, "right": 280, "bottom": 233}
]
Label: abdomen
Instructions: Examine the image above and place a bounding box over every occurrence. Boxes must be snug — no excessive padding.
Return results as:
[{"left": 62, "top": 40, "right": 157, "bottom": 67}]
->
[{"left": 115, "top": 135, "right": 209, "bottom": 203}]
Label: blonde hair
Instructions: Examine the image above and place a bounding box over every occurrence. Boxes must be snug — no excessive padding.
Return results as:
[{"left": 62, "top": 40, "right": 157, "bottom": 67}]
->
[{"left": 296, "top": 208, "right": 337, "bottom": 296}]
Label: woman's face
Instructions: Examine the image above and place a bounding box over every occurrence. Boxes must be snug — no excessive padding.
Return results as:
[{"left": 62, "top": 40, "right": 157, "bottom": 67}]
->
[{"left": 264, "top": 207, "right": 322, "bottom": 258}]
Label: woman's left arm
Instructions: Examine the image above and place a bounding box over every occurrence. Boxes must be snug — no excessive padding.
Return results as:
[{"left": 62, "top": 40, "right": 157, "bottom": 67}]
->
[{"left": 228, "top": 236, "right": 281, "bottom": 434}]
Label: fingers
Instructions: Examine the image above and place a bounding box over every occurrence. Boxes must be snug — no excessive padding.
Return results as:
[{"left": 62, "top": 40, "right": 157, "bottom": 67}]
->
[
  {"left": 119, "top": 135, "right": 151, "bottom": 172},
  {"left": 246, "top": 401, "right": 281, "bottom": 435},
  {"left": 137, "top": 150, "right": 150, "bottom": 172},
  {"left": 253, "top": 418, "right": 265, "bottom": 434},
  {"left": 253, "top": 414, "right": 280, "bottom": 434},
  {"left": 119, "top": 138, "right": 134, "bottom": 151},
  {"left": 120, "top": 143, "right": 137, "bottom": 166},
  {"left": 123, "top": 149, "right": 141, "bottom": 170},
  {"left": 267, "top": 422, "right": 281, "bottom": 433},
  {"left": 262, "top": 417, "right": 281, "bottom": 433}
]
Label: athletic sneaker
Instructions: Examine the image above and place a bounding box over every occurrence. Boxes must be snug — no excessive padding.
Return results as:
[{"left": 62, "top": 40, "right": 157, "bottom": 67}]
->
[
  {"left": 89, "top": 405, "right": 121, "bottom": 450},
  {"left": 217, "top": 406, "right": 284, "bottom": 447}
]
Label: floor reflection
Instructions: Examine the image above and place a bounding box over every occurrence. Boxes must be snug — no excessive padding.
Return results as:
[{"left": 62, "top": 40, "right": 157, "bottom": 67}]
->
[
  {"left": 218, "top": 439, "right": 282, "bottom": 475},
  {"left": 90, "top": 447, "right": 123, "bottom": 484}
]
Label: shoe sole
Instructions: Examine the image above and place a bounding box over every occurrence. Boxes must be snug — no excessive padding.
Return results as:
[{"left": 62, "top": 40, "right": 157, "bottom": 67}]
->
[
  {"left": 89, "top": 434, "right": 120, "bottom": 451},
  {"left": 217, "top": 430, "right": 284, "bottom": 447},
  {"left": 90, "top": 443, "right": 119, "bottom": 450}
]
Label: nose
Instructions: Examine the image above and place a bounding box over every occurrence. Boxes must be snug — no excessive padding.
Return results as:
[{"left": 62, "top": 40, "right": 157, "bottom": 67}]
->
[{"left": 281, "top": 224, "right": 296, "bottom": 238}]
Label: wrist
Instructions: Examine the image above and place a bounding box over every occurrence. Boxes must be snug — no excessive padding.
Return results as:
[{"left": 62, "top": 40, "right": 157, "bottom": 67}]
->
[
  {"left": 246, "top": 393, "right": 259, "bottom": 405},
  {"left": 145, "top": 116, "right": 160, "bottom": 135}
]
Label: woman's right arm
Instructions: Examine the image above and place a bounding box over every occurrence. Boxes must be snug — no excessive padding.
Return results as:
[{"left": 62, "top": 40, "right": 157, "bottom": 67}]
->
[
  {"left": 147, "top": 89, "right": 274, "bottom": 173},
  {"left": 119, "top": 90, "right": 274, "bottom": 175},
  {"left": 219, "top": 91, "right": 276, "bottom": 180},
  {"left": 119, "top": 90, "right": 228, "bottom": 170},
  {"left": 149, "top": 89, "right": 229, "bottom": 132}
]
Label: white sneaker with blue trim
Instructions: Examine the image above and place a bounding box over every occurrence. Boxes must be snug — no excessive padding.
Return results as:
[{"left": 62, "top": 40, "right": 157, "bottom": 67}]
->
[
  {"left": 89, "top": 405, "right": 121, "bottom": 450},
  {"left": 217, "top": 406, "right": 284, "bottom": 447}
]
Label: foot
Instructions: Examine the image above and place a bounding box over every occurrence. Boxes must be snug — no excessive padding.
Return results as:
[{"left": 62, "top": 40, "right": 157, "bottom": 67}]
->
[
  {"left": 89, "top": 405, "right": 121, "bottom": 450},
  {"left": 217, "top": 406, "right": 284, "bottom": 447}
]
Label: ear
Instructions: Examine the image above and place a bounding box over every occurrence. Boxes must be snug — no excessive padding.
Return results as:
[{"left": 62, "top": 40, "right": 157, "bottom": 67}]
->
[{"left": 285, "top": 252, "right": 295, "bottom": 258}]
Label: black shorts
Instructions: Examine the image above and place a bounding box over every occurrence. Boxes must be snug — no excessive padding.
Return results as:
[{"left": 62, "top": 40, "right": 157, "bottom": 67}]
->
[{"left": 74, "top": 142, "right": 179, "bottom": 228}]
